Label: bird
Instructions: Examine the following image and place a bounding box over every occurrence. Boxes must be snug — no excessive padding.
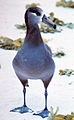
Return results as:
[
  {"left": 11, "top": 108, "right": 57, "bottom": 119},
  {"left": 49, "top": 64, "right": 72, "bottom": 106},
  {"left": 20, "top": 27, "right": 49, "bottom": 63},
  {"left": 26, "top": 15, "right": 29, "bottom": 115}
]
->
[{"left": 11, "top": 7, "right": 56, "bottom": 118}]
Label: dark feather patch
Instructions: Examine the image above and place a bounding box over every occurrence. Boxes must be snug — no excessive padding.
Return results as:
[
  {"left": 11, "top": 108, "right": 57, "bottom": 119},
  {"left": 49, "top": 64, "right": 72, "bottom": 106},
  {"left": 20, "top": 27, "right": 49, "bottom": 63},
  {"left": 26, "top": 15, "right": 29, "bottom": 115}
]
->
[{"left": 29, "top": 7, "right": 42, "bottom": 16}]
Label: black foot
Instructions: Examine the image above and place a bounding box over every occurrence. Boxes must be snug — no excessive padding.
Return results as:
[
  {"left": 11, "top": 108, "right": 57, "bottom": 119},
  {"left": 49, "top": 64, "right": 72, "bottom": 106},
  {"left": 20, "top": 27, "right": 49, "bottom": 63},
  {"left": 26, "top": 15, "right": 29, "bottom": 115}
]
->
[
  {"left": 10, "top": 105, "right": 33, "bottom": 114},
  {"left": 33, "top": 109, "right": 50, "bottom": 118}
]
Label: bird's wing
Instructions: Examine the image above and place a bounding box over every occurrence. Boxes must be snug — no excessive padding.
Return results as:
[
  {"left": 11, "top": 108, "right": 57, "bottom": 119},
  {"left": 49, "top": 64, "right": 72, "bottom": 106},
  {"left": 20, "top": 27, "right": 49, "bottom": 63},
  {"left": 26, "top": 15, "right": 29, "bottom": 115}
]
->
[{"left": 44, "top": 43, "right": 52, "bottom": 57}]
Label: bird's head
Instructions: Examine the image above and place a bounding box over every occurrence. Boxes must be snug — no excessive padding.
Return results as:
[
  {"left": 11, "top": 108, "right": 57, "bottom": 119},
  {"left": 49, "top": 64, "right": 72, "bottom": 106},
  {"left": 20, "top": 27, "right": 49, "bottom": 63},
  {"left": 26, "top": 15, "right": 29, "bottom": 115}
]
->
[{"left": 25, "top": 7, "right": 56, "bottom": 29}]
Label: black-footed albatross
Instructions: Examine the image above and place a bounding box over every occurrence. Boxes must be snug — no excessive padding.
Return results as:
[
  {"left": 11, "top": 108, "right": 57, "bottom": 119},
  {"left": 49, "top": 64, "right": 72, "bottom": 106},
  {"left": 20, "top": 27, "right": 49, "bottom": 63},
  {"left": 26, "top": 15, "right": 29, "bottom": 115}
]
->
[{"left": 10, "top": 7, "right": 56, "bottom": 118}]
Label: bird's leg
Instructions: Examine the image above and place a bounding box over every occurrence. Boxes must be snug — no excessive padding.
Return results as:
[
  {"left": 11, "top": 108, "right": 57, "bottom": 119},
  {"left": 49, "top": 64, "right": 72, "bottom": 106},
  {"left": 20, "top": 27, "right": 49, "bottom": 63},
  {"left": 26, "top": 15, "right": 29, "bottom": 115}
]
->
[
  {"left": 44, "top": 88, "right": 48, "bottom": 110},
  {"left": 23, "top": 86, "right": 26, "bottom": 107},
  {"left": 33, "top": 88, "right": 49, "bottom": 118},
  {"left": 10, "top": 86, "right": 33, "bottom": 113}
]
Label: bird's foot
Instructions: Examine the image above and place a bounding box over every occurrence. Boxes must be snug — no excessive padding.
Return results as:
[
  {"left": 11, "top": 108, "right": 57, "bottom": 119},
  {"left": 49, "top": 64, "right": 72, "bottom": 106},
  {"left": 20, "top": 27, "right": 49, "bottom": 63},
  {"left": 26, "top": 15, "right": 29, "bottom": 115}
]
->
[
  {"left": 10, "top": 105, "right": 33, "bottom": 114},
  {"left": 33, "top": 109, "right": 50, "bottom": 118}
]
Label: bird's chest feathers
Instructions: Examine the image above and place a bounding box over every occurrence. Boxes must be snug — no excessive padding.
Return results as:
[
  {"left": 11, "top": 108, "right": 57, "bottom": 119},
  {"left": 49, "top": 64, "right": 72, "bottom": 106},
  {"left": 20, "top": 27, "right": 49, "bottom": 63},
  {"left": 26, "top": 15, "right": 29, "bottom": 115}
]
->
[{"left": 20, "top": 46, "right": 46, "bottom": 69}]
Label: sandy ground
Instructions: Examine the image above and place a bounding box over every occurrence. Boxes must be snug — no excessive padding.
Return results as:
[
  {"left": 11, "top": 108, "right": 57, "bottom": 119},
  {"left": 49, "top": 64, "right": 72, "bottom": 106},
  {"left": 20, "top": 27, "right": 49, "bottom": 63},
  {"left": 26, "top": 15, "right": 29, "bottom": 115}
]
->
[{"left": 0, "top": 0, "right": 74, "bottom": 120}]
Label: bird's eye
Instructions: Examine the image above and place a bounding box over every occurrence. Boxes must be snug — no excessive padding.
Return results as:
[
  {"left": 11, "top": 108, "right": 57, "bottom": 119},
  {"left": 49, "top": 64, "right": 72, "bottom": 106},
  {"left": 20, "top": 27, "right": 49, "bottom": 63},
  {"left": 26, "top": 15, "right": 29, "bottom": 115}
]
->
[{"left": 36, "top": 12, "right": 41, "bottom": 16}]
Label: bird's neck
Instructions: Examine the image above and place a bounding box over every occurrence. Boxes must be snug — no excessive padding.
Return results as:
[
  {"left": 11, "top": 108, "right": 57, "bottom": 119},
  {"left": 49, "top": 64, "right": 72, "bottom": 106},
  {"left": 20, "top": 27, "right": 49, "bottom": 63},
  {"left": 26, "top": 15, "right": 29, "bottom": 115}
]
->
[{"left": 25, "top": 22, "right": 43, "bottom": 45}]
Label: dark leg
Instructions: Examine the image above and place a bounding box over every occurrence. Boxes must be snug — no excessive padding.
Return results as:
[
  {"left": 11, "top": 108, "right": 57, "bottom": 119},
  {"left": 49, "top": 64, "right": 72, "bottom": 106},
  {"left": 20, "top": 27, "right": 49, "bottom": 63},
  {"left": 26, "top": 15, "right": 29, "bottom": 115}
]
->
[
  {"left": 33, "top": 88, "right": 49, "bottom": 118},
  {"left": 10, "top": 86, "right": 33, "bottom": 113},
  {"left": 23, "top": 86, "right": 26, "bottom": 107},
  {"left": 44, "top": 88, "right": 48, "bottom": 110}
]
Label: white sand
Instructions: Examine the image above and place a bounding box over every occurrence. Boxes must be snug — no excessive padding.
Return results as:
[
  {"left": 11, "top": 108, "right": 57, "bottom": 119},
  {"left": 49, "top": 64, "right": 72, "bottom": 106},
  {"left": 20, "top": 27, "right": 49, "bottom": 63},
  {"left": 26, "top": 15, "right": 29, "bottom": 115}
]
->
[{"left": 0, "top": 0, "right": 74, "bottom": 120}]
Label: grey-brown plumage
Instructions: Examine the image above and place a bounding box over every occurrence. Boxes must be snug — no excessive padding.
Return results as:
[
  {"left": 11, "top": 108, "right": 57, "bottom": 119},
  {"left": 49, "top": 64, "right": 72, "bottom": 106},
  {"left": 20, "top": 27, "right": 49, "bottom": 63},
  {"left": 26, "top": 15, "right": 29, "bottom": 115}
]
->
[{"left": 11, "top": 7, "right": 56, "bottom": 118}]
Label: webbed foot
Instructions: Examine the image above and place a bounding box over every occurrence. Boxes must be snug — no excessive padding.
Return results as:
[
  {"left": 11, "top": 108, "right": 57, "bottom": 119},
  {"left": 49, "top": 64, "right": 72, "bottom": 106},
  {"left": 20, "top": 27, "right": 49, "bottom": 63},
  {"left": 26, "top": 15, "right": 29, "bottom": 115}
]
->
[
  {"left": 33, "top": 109, "right": 49, "bottom": 118},
  {"left": 10, "top": 105, "right": 33, "bottom": 114}
]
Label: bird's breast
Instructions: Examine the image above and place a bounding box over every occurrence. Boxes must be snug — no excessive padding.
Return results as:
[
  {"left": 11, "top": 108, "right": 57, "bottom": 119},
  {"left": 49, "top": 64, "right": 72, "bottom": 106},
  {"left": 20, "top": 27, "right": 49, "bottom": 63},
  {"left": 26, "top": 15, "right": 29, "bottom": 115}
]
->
[{"left": 13, "top": 45, "right": 55, "bottom": 79}]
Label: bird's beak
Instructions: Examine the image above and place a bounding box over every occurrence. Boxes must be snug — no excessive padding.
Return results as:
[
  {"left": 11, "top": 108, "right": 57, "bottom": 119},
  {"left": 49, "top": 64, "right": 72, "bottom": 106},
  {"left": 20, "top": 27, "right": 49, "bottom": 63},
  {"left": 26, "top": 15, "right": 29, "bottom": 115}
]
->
[{"left": 42, "top": 14, "right": 56, "bottom": 29}]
